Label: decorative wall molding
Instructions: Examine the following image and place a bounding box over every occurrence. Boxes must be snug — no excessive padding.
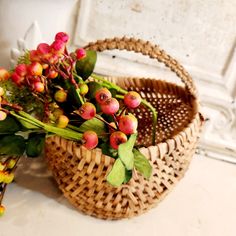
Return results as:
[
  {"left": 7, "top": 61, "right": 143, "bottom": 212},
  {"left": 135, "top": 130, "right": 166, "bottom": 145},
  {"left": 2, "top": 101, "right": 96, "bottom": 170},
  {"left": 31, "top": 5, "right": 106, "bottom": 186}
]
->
[{"left": 11, "top": 0, "right": 236, "bottom": 162}]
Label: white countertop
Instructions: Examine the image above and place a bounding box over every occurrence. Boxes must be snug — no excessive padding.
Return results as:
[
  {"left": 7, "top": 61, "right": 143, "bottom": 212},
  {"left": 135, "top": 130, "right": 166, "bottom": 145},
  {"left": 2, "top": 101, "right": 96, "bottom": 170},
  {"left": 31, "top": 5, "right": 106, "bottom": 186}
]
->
[{"left": 0, "top": 154, "right": 236, "bottom": 236}]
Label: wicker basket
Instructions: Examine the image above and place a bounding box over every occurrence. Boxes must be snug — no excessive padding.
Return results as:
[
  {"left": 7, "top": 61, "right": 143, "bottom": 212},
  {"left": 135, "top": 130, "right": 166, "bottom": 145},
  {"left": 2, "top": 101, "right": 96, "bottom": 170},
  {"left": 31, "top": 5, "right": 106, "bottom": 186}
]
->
[{"left": 45, "top": 37, "right": 204, "bottom": 220}]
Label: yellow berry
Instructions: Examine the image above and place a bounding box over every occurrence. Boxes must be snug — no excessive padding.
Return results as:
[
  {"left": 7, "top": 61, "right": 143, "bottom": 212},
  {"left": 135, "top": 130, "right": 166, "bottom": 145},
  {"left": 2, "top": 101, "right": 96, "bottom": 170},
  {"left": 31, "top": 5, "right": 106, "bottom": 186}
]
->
[
  {"left": 7, "top": 159, "right": 16, "bottom": 169},
  {"left": 3, "top": 172, "right": 14, "bottom": 184},
  {"left": 0, "top": 205, "right": 5, "bottom": 217}
]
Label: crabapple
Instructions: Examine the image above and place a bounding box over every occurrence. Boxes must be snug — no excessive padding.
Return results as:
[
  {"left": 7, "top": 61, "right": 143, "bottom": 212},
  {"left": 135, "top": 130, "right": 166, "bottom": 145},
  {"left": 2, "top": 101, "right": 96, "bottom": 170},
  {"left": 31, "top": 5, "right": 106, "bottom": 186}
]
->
[
  {"left": 55, "top": 32, "right": 69, "bottom": 43},
  {"left": 0, "top": 87, "right": 4, "bottom": 96},
  {"left": 76, "top": 48, "right": 86, "bottom": 60},
  {"left": 0, "top": 111, "right": 7, "bottom": 121},
  {"left": 15, "top": 64, "right": 28, "bottom": 77},
  {"left": 100, "top": 98, "right": 119, "bottom": 115},
  {"left": 82, "top": 130, "right": 98, "bottom": 150},
  {"left": 78, "top": 102, "right": 96, "bottom": 120},
  {"left": 7, "top": 159, "right": 16, "bottom": 169},
  {"left": 0, "top": 67, "right": 10, "bottom": 81},
  {"left": 11, "top": 72, "right": 24, "bottom": 85},
  {"left": 47, "top": 70, "right": 58, "bottom": 79},
  {"left": 118, "top": 114, "right": 138, "bottom": 135},
  {"left": 28, "top": 62, "right": 43, "bottom": 76},
  {"left": 51, "top": 40, "right": 65, "bottom": 53},
  {"left": 56, "top": 115, "right": 69, "bottom": 128},
  {"left": 29, "top": 50, "right": 40, "bottom": 62},
  {"left": 3, "top": 172, "right": 14, "bottom": 184},
  {"left": 53, "top": 108, "right": 64, "bottom": 119},
  {"left": 109, "top": 131, "right": 127, "bottom": 150},
  {"left": 79, "top": 83, "right": 89, "bottom": 95},
  {"left": 124, "top": 91, "right": 141, "bottom": 109},
  {"left": 54, "top": 90, "right": 67, "bottom": 102},
  {"left": 37, "top": 43, "right": 51, "bottom": 55},
  {"left": 0, "top": 205, "right": 5, "bottom": 217},
  {"left": 95, "top": 88, "right": 112, "bottom": 104},
  {"left": 33, "top": 82, "right": 44, "bottom": 93}
]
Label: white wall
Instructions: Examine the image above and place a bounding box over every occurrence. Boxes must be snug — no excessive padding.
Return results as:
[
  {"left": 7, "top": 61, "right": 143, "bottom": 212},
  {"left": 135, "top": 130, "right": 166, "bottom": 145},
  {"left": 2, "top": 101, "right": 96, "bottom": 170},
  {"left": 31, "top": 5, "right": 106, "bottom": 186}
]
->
[{"left": 0, "top": 0, "right": 236, "bottom": 161}]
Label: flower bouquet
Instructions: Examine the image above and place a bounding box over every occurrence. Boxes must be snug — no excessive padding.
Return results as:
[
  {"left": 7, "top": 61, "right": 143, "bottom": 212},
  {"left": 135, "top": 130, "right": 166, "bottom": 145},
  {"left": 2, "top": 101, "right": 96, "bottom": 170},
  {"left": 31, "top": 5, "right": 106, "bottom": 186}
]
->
[{"left": 0, "top": 33, "right": 202, "bottom": 219}]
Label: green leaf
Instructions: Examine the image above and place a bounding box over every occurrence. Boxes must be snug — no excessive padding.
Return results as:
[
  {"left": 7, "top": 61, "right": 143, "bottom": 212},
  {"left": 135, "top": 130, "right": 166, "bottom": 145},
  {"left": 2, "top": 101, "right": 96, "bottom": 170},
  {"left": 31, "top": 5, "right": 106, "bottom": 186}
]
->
[
  {"left": 87, "top": 81, "right": 102, "bottom": 99},
  {"left": 107, "top": 158, "right": 125, "bottom": 187},
  {"left": 76, "top": 50, "right": 97, "bottom": 80},
  {"left": 78, "top": 116, "right": 105, "bottom": 135},
  {"left": 26, "top": 133, "right": 45, "bottom": 157},
  {"left": 0, "top": 116, "right": 21, "bottom": 134},
  {"left": 100, "top": 142, "right": 118, "bottom": 159},
  {"left": 124, "top": 169, "right": 132, "bottom": 184},
  {"left": 0, "top": 135, "right": 26, "bottom": 155},
  {"left": 118, "top": 133, "right": 137, "bottom": 170},
  {"left": 133, "top": 149, "right": 152, "bottom": 179}
]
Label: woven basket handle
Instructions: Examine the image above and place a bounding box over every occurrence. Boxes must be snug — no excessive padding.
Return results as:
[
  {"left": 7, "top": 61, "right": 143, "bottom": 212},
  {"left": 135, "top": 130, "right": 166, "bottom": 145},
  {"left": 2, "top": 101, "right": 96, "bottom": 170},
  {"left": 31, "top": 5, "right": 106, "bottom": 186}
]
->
[{"left": 84, "top": 37, "right": 197, "bottom": 98}]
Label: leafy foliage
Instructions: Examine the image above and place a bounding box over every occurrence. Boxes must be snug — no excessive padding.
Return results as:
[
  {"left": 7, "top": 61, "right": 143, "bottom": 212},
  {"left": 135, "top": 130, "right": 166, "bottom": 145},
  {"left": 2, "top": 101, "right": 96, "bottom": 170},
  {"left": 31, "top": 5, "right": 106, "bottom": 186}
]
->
[
  {"left": 118, "top": 133, "right": 137, "bottom": 170},
  {"left": 76, "top": 50, "right": 97, "bottom": 79},
  {"left": 133, "top": 148, "right": 152, "bottom": 179},
  {"left": 26, "top": 133, "right": 46, "bottom": 157},
  {"left": 0, "top": 116, "right": 21, "bottom": 134},
  {"left": 0, "top": 135, "right": 25, "bottom": 156}
]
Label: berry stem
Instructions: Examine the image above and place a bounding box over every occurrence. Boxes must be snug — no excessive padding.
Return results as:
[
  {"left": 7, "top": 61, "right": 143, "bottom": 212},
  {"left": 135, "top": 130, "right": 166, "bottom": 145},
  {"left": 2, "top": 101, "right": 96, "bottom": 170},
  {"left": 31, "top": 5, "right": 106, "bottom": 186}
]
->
[
  {"left": 95, "top": 115, "right": 117, "bottom": 131},
  {"left": 0, "top": 183, "right": 7, "bottom": 205}
]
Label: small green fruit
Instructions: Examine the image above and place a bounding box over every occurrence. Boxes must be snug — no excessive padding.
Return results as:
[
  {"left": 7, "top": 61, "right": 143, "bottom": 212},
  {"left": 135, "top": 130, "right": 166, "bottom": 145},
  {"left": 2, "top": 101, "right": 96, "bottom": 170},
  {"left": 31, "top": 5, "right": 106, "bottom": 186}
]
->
[
  {"left": 56, "top": 115, "right": 69, "bottom": 128},
  {"left": 79, "top": 83, "right": 89, "bottom": 95},
  {"left": 3, "top": 172, "right": 14, "bottom": 184},
  {"left": 54, "top": 90, "right": 67, "bottom": 103},
  {"left": 0, "top": 205, "right": 5, "bottom": 217}
]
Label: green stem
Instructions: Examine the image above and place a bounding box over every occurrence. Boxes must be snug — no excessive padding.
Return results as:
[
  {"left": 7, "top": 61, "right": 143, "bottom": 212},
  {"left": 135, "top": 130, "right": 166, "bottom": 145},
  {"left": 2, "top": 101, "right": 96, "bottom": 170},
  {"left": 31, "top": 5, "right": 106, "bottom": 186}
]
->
[
  {"left": 92, "top": 73, "right": 158, "bottom": 144},
  {"left": 91, "top": 73, "right": 127, "bottom": 94},
  {"left": 11, "top": 111, "right": 83, "bottom": 141}
]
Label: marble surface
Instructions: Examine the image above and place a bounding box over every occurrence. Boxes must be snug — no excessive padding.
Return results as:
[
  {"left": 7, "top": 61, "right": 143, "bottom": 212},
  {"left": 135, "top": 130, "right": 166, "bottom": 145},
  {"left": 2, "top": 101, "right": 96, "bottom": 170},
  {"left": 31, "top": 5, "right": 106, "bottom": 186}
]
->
[{"left": 0, "top": 155, "right": 236, "bottom": 236}]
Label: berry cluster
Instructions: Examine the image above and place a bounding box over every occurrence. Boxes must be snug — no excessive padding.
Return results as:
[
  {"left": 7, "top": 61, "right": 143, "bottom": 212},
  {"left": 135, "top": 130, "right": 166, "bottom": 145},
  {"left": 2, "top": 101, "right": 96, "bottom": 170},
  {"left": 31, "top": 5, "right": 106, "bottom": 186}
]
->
[
  {"left": 80, "top": 88, "right": 141, "bottom": 150},
  {"left": 0, "top": 158, "right": 17, "bottom": 217}
]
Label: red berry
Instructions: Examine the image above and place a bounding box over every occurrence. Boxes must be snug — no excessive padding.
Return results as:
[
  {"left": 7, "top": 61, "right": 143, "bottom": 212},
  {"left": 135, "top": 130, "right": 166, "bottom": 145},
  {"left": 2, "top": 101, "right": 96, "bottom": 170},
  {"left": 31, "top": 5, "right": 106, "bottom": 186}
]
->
[
  {"left": 37, "top": 43, "right": 51, "bottom": 55},
  {"left": 15, "top": 64, "right": 28, "bottom": 77},
  {"left": 110, "top": 131, "right": 127, "bottom": 150},
  {"left": 54, "top": 90, "right": 67, "bottom": 102},
  {"left": 100, "top": 98, "right": 119, "bottom": 115},
  {"left": 0, "top": 111, "right": 7, "bottom": 121},
  {"left": 11, "top": 72, "right": 24, "bottom": 85},
  {"left": 51, "top": 40, "right": 65, "bottom": 53},
  {"left": 33, "top": 81, "right": 44, "bottom": 93},
  {"left": 82, "top": 130, "right": 98, "bottom": 150},
  {"left": 56, "top": 115, "right": 69, "bottom": 128},
  {"left": 118, "top": 114, "right": 138, "bottom": 135},
  {"left": 29, "top": 50, "right": 40, "bottom": 62},
  {"left": 76, "top": 48, "right": 86, "bottom": 60},
  {"left": 95, "top": 88, "right": 112, "bottom": 104},
  {"left": 0, "top": 68, "right": 10, "bottom": 81},
  {"left": 124, "top": 91, "right": 141, "bottom": 109},
  {"left": 78, "top": 102, "right": 96, "bottom": 120},
  {"left": 28, "top": 62, "right": 43, "bottom": 76},
  {"left": 0, "top": 205, "right": 5, "bottom": 217},
  {"left": 47, "top": 69, "right": 58, "bottom": 79},
  {"left": 55, "top": 32, "right": 69, "bottom": 43}
]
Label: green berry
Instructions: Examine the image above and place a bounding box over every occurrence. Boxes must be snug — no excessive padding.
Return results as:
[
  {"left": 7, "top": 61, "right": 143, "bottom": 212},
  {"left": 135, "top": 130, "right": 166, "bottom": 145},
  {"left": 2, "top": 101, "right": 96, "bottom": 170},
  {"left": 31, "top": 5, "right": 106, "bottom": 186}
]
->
[
  {"left": 3, "top": 172, "right": 14, "bottom": 184},
  {"left": 56, "top": 115, "right": 69, "bottom": 128},
  {"left": 7, "top": 159, "right": 16, "bottom": 169},
  {"left": 54, "top": 90, "right": 67, "bottom": 103},
  {"left": 79, "top": 83, "right": 89, "bottom": 95},
  {"left": 0, "top": 205, "right": 5, "bottom": 217}
]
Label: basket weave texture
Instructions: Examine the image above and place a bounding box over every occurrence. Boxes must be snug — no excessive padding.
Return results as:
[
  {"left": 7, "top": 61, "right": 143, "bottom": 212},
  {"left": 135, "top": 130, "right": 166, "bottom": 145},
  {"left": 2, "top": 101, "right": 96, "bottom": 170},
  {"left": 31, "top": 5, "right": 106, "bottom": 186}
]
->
[{"left": 45, "top": 38, "right": 203, "bottom": 220}]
